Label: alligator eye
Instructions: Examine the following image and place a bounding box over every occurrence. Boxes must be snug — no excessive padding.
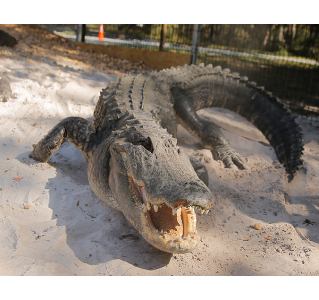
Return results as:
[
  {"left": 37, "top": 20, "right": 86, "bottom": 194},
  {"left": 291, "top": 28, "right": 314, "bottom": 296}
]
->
[
  {"left": 142, "top": 137, "right": 154, "bottom": 153},
  {"left": 128, "top": 133, "right": 154, "bottom": 154}
]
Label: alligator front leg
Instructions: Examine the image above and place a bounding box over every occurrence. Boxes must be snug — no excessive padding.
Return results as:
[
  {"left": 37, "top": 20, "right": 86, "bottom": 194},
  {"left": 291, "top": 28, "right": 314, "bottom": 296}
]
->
[
  {"left": 29, "top": 117, "right": 96, "bottom": 163},
  {"left": 174, "top": 100, "right": 247, "bottom": 170},
  {"left": 189, "top": 156, "right": 209, "bottom": 186}
]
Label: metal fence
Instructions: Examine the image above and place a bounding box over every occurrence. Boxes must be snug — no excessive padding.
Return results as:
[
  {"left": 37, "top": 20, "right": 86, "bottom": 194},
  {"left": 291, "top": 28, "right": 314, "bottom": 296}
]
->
[{"left": 43, "top": 24, "right": 319, "bottom": 119}]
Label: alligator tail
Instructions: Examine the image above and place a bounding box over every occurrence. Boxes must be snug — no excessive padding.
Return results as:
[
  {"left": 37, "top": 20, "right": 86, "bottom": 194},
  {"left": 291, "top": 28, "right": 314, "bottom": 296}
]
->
[
  {"left": 235, "top": 80, "right": 304, "bottom": 182},
  {"left": 168, "top": 64, "right": 304, "bottom": 181}
]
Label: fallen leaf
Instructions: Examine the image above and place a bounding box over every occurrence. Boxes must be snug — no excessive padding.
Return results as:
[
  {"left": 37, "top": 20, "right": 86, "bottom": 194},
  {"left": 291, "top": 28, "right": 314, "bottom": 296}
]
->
[
  {"left": 254, "top": 223, "right": 261, "bottom": 230},
  {"left": 14, "top": 177, "right": 23, "bottom": 181},
  {"left": 7, "top": 158, "right": 10, "bottom": 160},
  {"left": 243, "top": 237, "right": 250, "bottom": 241},
  {"left": 264, "top": 237, "right": 271, "bottom": 240},
  {"left": 18, "top": 138, "right": 20, "bottom": 142},
  {"left": 32, "top": 123, "right": 37, "bottom": 126},
  {"left": 76, "top": 201, "right": 79, "bottom": 206},
  {"left": 24, "top": 204, "right": 30, "bottom": 209}
]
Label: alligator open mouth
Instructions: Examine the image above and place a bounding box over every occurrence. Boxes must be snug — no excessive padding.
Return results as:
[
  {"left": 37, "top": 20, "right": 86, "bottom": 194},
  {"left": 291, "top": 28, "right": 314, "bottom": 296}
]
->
[{"left": 129, "top": 175, "right": 210, "bottom": 251}]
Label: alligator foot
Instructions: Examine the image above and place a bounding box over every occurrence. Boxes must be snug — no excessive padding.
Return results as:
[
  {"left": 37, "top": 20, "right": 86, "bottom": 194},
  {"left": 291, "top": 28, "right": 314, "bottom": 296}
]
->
[
  {"left": 29, "top": 117, "right": 96, "bottom": 163},
  {"left": 189, "top": 156, "right": 209, "bottom": 186},
  {"left": 211, "top": 144, "right": 247, "bottom": 169}
]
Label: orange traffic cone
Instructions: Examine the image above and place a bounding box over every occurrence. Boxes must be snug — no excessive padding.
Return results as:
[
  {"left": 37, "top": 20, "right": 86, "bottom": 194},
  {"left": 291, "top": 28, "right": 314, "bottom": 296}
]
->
[{"left": 99, "top": 24, "right": 104, "bottom": 41}]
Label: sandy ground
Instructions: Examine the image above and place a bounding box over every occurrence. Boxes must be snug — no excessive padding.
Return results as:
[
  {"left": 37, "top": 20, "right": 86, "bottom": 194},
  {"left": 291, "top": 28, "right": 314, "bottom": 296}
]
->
[{"left": 1, "top": 25, "right": 319, "bottom": 276}]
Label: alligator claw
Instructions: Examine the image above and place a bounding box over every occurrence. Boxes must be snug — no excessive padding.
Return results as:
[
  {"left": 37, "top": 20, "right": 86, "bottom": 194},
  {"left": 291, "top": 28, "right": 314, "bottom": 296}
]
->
[{"left": 212, "top": 145, "right": 248, "bottom": 170}]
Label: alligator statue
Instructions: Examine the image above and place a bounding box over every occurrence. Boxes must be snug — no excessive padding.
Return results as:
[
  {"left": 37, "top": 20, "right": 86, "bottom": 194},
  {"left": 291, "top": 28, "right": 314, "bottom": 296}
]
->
[{"left": 29, "top": 64, "right": 304, "bottom": 254}]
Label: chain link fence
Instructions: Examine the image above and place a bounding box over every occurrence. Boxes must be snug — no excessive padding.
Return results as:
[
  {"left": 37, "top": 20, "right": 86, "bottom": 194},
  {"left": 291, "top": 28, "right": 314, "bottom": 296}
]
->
[{"left": 43, "top": 24, "right": 319, "bottom": 120}]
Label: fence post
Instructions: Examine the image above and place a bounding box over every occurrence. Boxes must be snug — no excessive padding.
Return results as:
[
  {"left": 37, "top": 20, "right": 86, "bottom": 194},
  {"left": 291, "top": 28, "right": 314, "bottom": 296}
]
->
[
  {"left": 76, "top": 24, "right": 86, "bottom": 42},
  {"left": 190, "top": 24, "right": 201, "bottom": 65},
  {"left": 159, "top": 24, "right": 167, "bottom": 51}
]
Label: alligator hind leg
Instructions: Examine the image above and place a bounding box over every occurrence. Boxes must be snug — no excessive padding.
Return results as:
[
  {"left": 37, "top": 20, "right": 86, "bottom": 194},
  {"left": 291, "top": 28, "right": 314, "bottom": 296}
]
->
[
  {"left": 175, "top": 100, "right": 247, "bottom": 170},
  {"left": 200, "top": 119, "right": 247, "bottom": 169},
  {"left": 29, "top": 117, "right": 96, "bottom": 163}
]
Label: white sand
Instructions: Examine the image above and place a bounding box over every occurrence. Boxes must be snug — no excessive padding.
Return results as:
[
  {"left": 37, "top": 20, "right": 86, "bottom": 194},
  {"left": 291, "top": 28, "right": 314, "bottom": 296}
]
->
[{"left": 1, "top": 54, "right": 319, "bottom": 276}]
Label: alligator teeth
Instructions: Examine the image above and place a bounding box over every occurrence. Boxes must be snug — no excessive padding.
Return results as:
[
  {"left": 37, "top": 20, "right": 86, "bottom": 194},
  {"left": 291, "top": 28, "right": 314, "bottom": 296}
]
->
[
  {"left": 153, "top": 204, "right": 158, "bottom": 212},
  {"left": 142, "top": 204, "right": 147, "bottom": 214},
  {"left": 147, "top": 202, "right": 151, "bottom": 211},
  {"left": 205, "top": 209, "right": 209, "bottom": 214},
  {"left": 160, "top": 229, "right": 164, "bottom": 234},
  {"left": 177, "top": 235, "right": 182, "bottom": 242},
  {"left": 187, "top": 234, "right": 191, "bottom": 242},
  {"left": 172, "top": 208, "right": 177, "bottom": 216},
  {"left": 200, "top": 209, "right": 204, "bottom": 214},
  {"left": 191, "top": 207, "right": 195, "bottom": 215}
]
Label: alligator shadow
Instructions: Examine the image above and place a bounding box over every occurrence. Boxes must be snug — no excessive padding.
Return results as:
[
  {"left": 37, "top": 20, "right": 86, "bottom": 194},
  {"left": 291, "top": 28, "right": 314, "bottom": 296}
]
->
[
  {"left": 18, "top": 143, "right": 172, "bottom": 270},
  {"left": 284, "top": 191, "right": 319, "bottom": 244}
]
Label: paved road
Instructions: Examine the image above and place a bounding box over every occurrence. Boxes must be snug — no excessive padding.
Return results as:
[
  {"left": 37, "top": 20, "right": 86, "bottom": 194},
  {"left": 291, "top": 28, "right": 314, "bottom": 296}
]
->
[{"left": 56, "top": 31, "right": 319, "bottom": 66}]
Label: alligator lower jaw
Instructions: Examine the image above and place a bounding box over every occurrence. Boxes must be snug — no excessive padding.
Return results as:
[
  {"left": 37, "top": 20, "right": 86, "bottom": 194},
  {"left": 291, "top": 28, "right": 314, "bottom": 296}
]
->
[
  {"left": 129, "top": 178, "right": 210, "bottom": 253},
  {"left": 139, "top": 190, "right": 208, "bottom": 253},
  {"left": 141, "top": 203, "right": 201, "bottom": 253}
]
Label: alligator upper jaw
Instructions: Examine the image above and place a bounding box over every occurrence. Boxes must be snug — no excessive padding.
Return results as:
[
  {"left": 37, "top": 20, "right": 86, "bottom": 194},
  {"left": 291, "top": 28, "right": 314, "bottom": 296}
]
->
[{"left": 130, "top": 176, "right": 213, "bottom": 253}]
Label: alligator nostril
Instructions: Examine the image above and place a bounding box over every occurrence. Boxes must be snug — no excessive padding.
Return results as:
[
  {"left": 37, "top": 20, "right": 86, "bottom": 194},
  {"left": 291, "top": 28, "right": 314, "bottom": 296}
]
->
[{"left": 173, "top": 199, "right": 187, "bottom": 208}]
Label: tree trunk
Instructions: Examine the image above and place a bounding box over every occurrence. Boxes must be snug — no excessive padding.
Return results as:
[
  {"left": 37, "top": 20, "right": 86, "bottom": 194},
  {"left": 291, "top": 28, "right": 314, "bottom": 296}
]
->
[
  {"left": 286, "top": 24, "right": 296, "bottom": 43},
  {"left": 263, "top": 24, "right": 275, "bottom": 47},
  {"left": 209, "top": 25, "right": 214, "bottom": 40},
  {"left": 292, "top": 24, "right": 296, "bottom": 40},
  {"left": 278, "top": 25, "right": 285, "bottom": 43}
]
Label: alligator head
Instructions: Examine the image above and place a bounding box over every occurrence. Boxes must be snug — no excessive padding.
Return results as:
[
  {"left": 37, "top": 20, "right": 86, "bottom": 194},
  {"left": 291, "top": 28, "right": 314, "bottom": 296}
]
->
[{"left": 104, "top": 126, "right": 214, "bottom": 254}]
